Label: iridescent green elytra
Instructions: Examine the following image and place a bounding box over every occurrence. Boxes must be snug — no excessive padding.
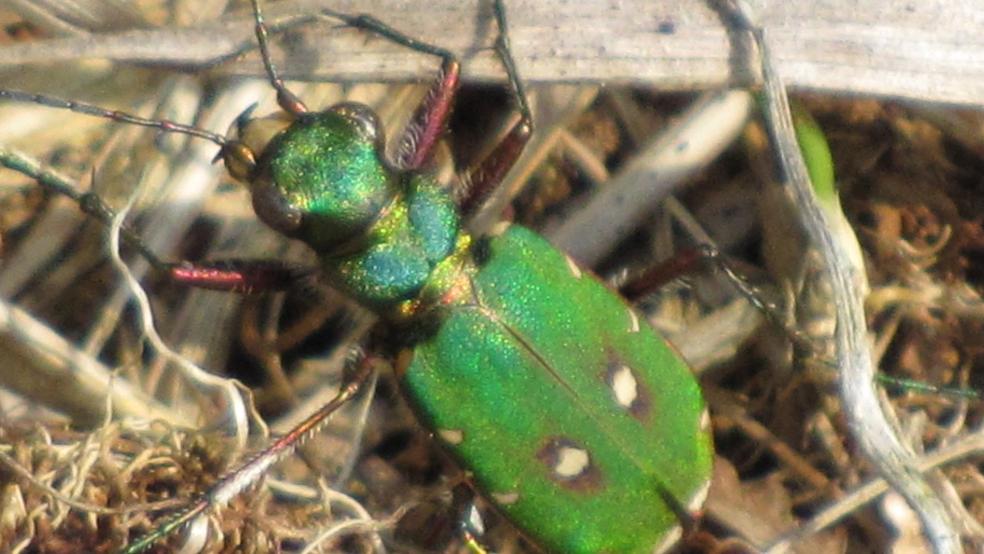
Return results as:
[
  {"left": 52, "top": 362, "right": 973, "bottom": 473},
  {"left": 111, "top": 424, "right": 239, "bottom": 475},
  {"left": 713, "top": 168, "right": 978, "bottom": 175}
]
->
[
  {"left": 241, "top": 104, "right": 714, "bottom": 552},
  {"left": 403, "top": 226, "right": 713, "bottom": 553}
]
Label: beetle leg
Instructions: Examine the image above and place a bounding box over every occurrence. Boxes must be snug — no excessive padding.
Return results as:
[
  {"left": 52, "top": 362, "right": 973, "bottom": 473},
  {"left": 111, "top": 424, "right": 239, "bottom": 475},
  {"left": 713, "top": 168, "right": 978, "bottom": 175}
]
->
[
  {"left": 321, "top": 10, "right": 460, "bottom": 171},
  {"left": 457, "top": 0, "right": 533, "bottom": 217},
  {"left": 394, "top": 55, "right": 461, "bottom": 171},
  {"left": 120, "top": 348, "right": 379, "bottom": 554},
  {"left": 620, "top": 243, "right": 817, "bottom": 356},
  {"left": 0, "top": 149, "right": 326, "bottom": 296},
  {"left": 0, "top": 150, "right": 172, "bottom": 271},
  {"left": 317, "top": 1, "right": 532, "bottom": 215},
  {"left": 167, "top": 259, "right": 317, "bottom": 294}
]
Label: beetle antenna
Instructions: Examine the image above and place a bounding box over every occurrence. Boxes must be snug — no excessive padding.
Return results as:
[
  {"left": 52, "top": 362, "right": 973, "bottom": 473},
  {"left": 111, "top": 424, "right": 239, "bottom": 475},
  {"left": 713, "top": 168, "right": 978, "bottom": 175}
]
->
[
  {"left": 0, "top": 90, "right": 228, "bottom": 147},
  {"left": 249, "top": 0, "right": 307, "bottom": 115}
]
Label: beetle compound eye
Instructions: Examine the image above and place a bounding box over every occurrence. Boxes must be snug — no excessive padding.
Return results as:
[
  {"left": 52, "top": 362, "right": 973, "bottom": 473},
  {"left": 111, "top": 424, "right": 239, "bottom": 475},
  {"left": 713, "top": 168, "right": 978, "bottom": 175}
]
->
[
  {"left": 251, "top": 179, "right": 303, "bottom": 235},
  {"left": 333, "top": 102, "right": 386, "bottom": 147}
]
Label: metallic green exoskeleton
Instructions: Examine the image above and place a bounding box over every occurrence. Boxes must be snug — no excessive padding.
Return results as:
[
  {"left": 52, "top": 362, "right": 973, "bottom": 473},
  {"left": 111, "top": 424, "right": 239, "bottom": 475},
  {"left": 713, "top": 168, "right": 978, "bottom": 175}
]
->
[
  {"left": 229, "top": 93, "right": 714, "bottom": 550},
  {"left": 0, "top": 1, "right": 714, "bottom": 552},
  {"left": 402, "top": 225, "right": 713, "bottom": 553}
]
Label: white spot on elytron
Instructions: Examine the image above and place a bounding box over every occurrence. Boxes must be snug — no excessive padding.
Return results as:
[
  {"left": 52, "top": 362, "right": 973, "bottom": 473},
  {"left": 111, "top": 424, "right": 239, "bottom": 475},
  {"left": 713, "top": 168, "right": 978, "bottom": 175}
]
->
[
  {"left": 491, "top": 491, "right": 520, "bottom": 505},
  {"left": 651, "top": 525, "right": 683, "bottom": 554},
  {"left": 611, "top": 364, "right": 639, "bottom": 408},
  {"left": 688, "top": 478, "right": 712, "bottom": 513},
  {"left": 438, "top": 429, "right": 464, "bottom": 445},
  {"left": 699, "top": 408, "right": 711, "bottom": 432},
  {"left": 627, "top": 309, "right": 640, "bottom": 333},
  {"left": 564, "top": 255, "right": 583, "bottom": 279},
  {"left": 554, "top": 446, "right": 591, "bottom": 478}
]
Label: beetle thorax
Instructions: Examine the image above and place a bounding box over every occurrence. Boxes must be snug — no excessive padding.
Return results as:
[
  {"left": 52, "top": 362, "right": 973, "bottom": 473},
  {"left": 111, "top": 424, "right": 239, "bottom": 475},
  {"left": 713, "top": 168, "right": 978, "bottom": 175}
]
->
[{"left": 319, "top": 171, "right": 465, "bottom": 316}]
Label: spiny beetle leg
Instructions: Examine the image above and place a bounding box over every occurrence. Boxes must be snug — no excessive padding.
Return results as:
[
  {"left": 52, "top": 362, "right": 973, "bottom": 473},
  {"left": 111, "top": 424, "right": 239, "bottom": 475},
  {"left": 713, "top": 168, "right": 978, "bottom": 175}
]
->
[
  {"left": 491, "top": 0, "right": 534, "bottom": 128},
  {"left": 319, "top": 9, "right": 461, "bottom": 171},
  {"left": 621, "top": 242, "right": 817, "bottom": 357},
  {"left": 0, "top": 148, "right": 317, "bottom": 297},
  {"left": 119, "top": 347, "right": 378, "bottom": 554},
  {"left": 0, "top": 148, "right": 168, "bottom": 271},
  {"left": 459, "top": 115, "right": 532, "bottom": 217},
  {"left": 619, "top": 246, "right": 710, "bottom": 302},
  {"left": 168, "top": 259, "right": 316, "bottom": 295},
  {"left": 309, "top": 0, "right": 533, "bottom": 215},
  {"left": 397, "top": 56, "right": 461, "bottom": 171},
  {"left": 251, "top": 0, "right": 468, "bottom": 145},
  {"left": 458, "top": 0, "right": 533, "bottom": 216}
]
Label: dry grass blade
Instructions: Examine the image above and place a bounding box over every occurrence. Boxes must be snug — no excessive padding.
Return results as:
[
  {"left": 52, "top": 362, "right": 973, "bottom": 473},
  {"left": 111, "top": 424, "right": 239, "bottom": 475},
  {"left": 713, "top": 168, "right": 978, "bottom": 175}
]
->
[{"left": 0, "top": 1, "right": 983, "bottom": 106}]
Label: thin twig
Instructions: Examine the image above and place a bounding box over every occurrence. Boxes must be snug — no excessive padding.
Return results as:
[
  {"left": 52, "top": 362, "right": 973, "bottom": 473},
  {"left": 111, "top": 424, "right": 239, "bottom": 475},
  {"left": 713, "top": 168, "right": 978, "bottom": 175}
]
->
[{"left": 727, "top": 1, "right": 962, "bottom": 552}]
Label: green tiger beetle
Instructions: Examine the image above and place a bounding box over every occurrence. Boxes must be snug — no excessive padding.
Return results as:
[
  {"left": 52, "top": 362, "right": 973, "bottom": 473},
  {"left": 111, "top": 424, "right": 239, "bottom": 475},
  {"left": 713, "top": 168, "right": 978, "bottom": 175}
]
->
[
  {"left": 0, "top": 1, "right": 717, "bottom": 552},
  {"left": 4, "top": 0, "right": 981, "bottom": 548},
  {"left": 4, "top": 1, "right": 882, "bottom": 553}
]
